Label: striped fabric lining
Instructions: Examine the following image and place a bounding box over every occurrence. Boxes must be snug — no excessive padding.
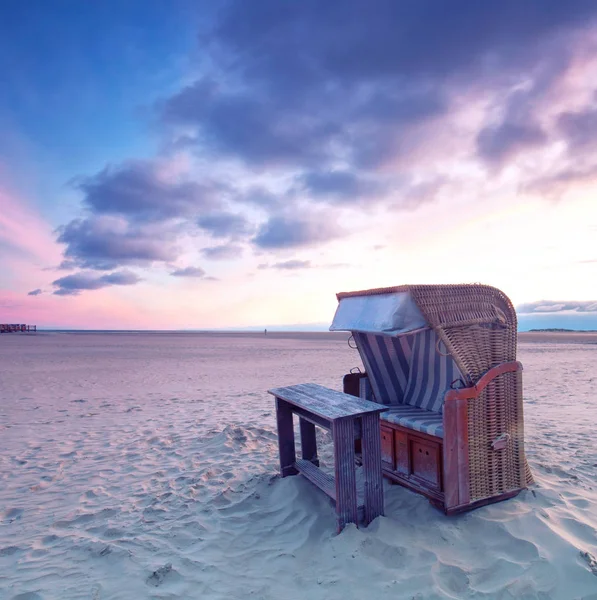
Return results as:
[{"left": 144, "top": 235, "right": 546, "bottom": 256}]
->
[
  {"left": 353, "top": 331, "right": 413, "bottom": 405},
  {"left": 381, "top": 405, "right": 444, "bottom": 438},
  {"left": 358, "top": 376, "right": 374, "bottom": 401},
  {"left": 353, "top": 329, "right": 461, "bottom": 414}
]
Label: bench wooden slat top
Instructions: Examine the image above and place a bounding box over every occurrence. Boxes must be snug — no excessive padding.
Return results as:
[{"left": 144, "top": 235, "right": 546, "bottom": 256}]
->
[{"left": 268, "top": 383, "right": 387, "bottom": 421}]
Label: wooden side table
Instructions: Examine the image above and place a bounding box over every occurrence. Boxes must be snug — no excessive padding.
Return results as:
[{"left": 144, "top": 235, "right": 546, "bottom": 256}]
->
[{"left": 268, "top": 383, "right": 387, "bottom": 533}]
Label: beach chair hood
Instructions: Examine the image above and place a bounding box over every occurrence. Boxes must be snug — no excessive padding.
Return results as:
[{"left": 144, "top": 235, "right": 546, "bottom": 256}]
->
[{"left": 330, "top": 284, "right": 517, "bottom": 386}]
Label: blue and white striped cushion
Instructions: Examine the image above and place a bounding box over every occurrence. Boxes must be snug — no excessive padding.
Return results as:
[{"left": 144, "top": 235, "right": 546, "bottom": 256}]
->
[
  {"left": 354, "top": 329, "right": 461, "bottom": 414},
  {"left": 381, "top": 405, "right": 444, "bottom": 438}
]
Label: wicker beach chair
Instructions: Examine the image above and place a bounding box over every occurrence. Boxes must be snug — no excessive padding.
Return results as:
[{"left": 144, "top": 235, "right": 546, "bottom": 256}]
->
[{"left": 331, "top": 284, "right": 533, "bottom": 514}]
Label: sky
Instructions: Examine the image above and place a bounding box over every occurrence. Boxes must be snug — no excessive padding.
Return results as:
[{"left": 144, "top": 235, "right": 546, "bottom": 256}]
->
[{"left": 1, "top": 0, "right": 596, "bottom": 330}]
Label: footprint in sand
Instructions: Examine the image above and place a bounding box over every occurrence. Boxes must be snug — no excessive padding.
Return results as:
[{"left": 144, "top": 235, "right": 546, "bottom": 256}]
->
[
  {"left": 146, "top": 563, "right": 174, "bottom": 587},
  {"left": 3, "top": 508, "right": 23, "bottom": 522},
  {"left": 581, "top": 551, "right": 597, "bottom": 576},
  {"left": 358, "top": 537, "right": 407, "bottom": 569}
]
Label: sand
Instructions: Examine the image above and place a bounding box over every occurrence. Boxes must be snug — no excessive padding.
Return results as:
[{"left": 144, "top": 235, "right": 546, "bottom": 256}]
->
[{"left": 1, "top": 332, "right": 597, "bottom": 599}]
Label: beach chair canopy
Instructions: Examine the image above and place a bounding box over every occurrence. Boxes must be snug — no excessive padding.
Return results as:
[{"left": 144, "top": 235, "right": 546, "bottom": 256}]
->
[{"left": 330, "top": 284, "right": 518, "bottom": 416}]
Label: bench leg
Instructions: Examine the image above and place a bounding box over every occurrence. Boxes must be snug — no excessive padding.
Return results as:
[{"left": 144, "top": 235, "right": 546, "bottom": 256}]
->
[
  {"left": 332, "top": 419, "right": 358, "bottom": 533},
  {"left": 276, "top": 398, "right": 297, "bottom": 477},
  {"left": 361, "top": 414, "right": 384, "bottom": 525},
  {"left": 299, "top": 418, "right": 319, "bottom": 467}
]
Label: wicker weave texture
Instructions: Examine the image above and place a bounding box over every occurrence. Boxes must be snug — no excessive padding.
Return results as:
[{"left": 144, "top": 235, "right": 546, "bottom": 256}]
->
[
  {"left": 336, "top": 283, "right": 533, "bottom": 501},
  {"left": 467, "top": 371, "right": 529, "bottom": 501},
  {"left": 408, "top": 285, "right": 531, "bottom": 498},
  {"left": 407, "top": 284, "right": 517, "bottom": 384}
]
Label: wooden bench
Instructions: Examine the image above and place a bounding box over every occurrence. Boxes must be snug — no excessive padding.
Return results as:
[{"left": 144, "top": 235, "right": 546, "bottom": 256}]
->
[{"left": 268, "top": 383, "right": 387, "bottom": 532}]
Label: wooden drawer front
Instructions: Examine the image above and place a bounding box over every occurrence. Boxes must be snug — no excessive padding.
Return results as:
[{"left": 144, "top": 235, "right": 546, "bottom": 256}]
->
[
  {"left": 395, "top": 431, "right": 409, "bottom": 475},
  {"left": 411, "top": 439, "right": 441, "bottom": 489},
  {"left": 380, "top": 426, "right": 394, "bottom": 467}
]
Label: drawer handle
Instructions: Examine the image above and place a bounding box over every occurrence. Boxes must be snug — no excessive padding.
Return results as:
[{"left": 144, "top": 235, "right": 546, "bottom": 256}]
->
[{"left": 491, "top": 433, "right": 510, "bottom": 451}]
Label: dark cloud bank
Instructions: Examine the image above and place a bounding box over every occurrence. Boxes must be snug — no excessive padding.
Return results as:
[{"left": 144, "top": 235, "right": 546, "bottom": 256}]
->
[{"left": 48, "top": 1, "right": 597, "bottom": 293}]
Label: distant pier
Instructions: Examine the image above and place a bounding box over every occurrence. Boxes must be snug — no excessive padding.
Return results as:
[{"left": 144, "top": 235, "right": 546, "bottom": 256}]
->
[{"left": 0, "top": 324, "right": 37, "bottom": 333}]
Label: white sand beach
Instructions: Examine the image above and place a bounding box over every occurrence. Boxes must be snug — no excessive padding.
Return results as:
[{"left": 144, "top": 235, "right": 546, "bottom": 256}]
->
[{"left": 1, "top": 332, "right": 597, "bottom": 599}]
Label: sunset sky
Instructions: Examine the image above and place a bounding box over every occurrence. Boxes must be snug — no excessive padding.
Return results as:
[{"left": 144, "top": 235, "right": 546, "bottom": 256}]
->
[{"left": 1, "top": 1, "right": 596, "bottom": 330}]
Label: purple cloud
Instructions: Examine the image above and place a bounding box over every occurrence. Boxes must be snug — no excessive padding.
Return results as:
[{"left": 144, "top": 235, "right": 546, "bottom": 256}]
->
[
  {"left": 201, "top": 244, "right": 243, "bottom": 260},
  {"left": 170, "top": 266, "right": 206, "bottom": 278},
  {"left": 253, "top": 215, "right": 343, "bottom": 249},
  {"left": 52, "top": 269, "right": 142, "bottom": 296},
  {"left": 57, "top": 216, "right": 179, "bottom": 270},
  {"left": 197, "top": 212, "right": 254, "bottom": 238},
  {"left": 75, "top": 160, "right": 221, "bottom": 221},
  {"left": 259, "top": 260, "right": 312, "bottom": 270},
  {"left": 477, "top": 122, "right": 547, "bottom": 164},
  {"left": 557, "top": 106, "right": 597, "bottom": 151},
  {"left": 160, "top": 0, "right": 597, "bottom": 175}
]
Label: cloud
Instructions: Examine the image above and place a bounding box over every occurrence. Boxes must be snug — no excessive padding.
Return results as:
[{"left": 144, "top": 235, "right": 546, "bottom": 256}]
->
[
  {"left": 170, "top": 266, "right": 206, "bottom": 278},
  {"left": 27, "top": 288, "right": 42, "bottom": 296},
  {"left": 58, "top": 259, "right": 78, "bottom": 271},
  {"left": 162, "top": 79, "right": 339, "bottom": 168},
  {"left": 236, "top": 186, "right": 282, "bottom": 209},
  {"left": 49, "top": 160, "right": 233, "bottom": 278},
  {"left": 75, "top": 160, "right": 221, "bottom": 222},
  {"left": 557, "top": 105, "right": 597, "bottom": 151},
  {"left": 52, "top": 269, "right": 142, "bottom": 296},
  {"left": 517, "top": 300, "right": 597, "bottom": 314},
  {"left": 197, "top": 212, "right": 254, "bottom": 238},
  {"left": 159, "top": 1, "right": 597, "bottom": 175},
  {"left": 525, "top": 164, "right": 597, "bottom": 197},
  {"left": 477, "top": 122, "right": 547, "bottom": 164},
  {"left": 42, "top": 0, "right": 597, "bottom": 299},
  {"left": 259, "top": 260, "right": 312, "bottom": 270},
  {"left": 299, "top": 170, "right": 387, "bottom": 203},
  {"left": 253, "top": 215, "right": 344, "bottom": 249},
  {"left": 200, "top": 244, "right": 243, "bottom": 260},
  {"left": 57, "top": 215, "right": 180, "bottom": 270},
  {"left": 523, "top": 97, "right": 597, "bottom": 195},
  {"left": 99, "top": 271, "right": 142, "bottom": 285}
]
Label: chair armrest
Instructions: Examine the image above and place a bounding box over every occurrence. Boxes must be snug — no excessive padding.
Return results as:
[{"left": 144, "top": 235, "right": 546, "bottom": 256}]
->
[{"left": 444, "top": 361, "right": 522, "bottom": 402}]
